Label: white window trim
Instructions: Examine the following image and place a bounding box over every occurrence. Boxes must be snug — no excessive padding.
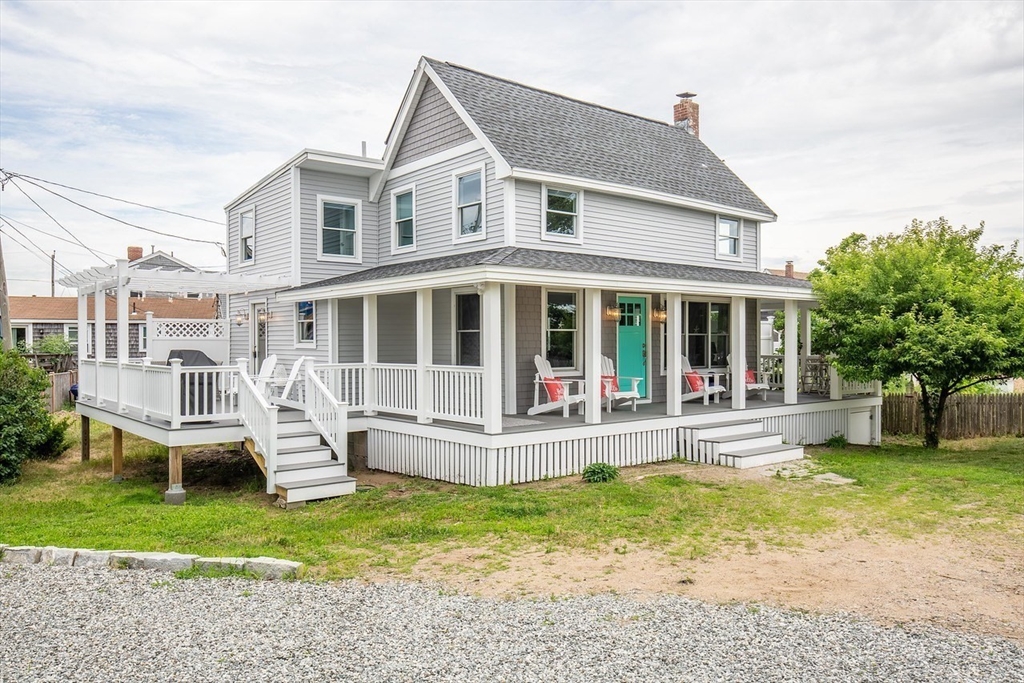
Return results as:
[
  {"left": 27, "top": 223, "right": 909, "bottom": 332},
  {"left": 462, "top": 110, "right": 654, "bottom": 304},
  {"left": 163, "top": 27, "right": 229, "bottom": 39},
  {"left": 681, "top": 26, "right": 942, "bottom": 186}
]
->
[
  {"left": 294, "top": 300, "right": 316, "bottom": 348},
  {"left": 317, "top": 194, "right": 363, "bottom": 263},
  {"left": 451, "top": 287, "right": 481, "bottom": 366},
  {"left": 451, "top": 164, "right": 487, "bottom": 244},
  {"left": 540, "top": 184, "right": 584, "bottom": 244},
  {"left": 238, "top": 205, "right": 256, "bottom": 267},
  {"left": 715, "top": 215, "right": 743, "bottom": 262},
  {"left": 541, "top": 287, "right": 583, "bottom": 375},
  {"left": 138, "top": 322, "right": 148, "bottom": 353},
  {"left": 662, "top": 298, "right": 734, "bottom": 373},
  {"left": 390, "top": 184, "right": 417, "bottom": 255}
]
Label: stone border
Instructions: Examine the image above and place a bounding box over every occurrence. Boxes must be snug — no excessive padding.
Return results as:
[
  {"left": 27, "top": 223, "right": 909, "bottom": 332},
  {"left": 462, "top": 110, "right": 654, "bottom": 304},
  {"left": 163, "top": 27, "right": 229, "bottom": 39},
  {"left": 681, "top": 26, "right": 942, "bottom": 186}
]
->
[{"left": 0, "top": 544, "right": 302, "bottom": 580}]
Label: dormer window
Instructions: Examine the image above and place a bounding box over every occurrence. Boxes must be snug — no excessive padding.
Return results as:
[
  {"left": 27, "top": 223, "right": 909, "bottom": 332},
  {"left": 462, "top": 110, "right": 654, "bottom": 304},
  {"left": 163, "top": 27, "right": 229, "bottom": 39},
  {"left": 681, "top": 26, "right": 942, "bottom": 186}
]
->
[
  {"left": 392, "top": 187, "right": 416, "bottom": 252},
  {"left": 543, "top": 187, "right": 581, "bottom": 242},
  {"left": 239, "top": 208, "right": 255, "bottom": 263},
  {"left": 453, "top": 167, "right": 484, "bottom": 242},
  {"left": 717, "top": 216, "right": 741, "bottom": 259}
]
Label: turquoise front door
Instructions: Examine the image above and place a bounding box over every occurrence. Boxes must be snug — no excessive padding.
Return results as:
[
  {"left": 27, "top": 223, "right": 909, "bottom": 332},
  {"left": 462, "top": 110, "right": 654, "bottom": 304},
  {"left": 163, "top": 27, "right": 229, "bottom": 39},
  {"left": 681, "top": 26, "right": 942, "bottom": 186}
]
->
[{"left": 617, "top": 296, "right": 648, "bottom": 398}]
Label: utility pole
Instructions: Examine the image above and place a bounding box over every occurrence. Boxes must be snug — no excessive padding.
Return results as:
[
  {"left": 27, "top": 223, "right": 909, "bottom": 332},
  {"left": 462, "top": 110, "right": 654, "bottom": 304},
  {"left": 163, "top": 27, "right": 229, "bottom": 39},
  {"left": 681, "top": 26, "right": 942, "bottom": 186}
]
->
[
  {"left": 0, "top": 232, "right": 12, "bottom": 351},
  {"left": 51, "top": 251, "right": 56, "bottom": 297}
]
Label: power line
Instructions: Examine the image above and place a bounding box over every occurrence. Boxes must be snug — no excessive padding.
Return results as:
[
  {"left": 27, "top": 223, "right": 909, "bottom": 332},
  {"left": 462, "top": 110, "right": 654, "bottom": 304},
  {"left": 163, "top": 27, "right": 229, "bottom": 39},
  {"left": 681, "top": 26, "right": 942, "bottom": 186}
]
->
[
  {"left": 0, "top": 212, "right": 119, "bottom": 260},
  {"left": 4, "top": 171, "right": 222, "bottom": 225},
  {"left": 0, "top": 222, "right": 72, "bottom": 274},
  {"left": 0, "top": 228, "right": 56, "bottom": 270},
  {"left": 3, "top": 177, "right": 108, "bottom": 261},
  {"left": 9, "top": 174, "right": 225, "bottom": 250}
]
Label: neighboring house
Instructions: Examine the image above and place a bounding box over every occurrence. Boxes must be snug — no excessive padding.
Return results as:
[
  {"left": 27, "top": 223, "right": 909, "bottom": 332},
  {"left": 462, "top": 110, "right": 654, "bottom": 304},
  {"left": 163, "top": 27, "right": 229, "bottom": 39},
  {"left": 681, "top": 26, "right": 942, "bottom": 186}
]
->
[
  {"left": 63, "top": 57, "right": 882, "bottom": 505},
  {"left": 763, "top": 261, "right": 809, "bottom": 280},
  {"left": 125, "top": 245, "right": 218, "bottom": 305}
]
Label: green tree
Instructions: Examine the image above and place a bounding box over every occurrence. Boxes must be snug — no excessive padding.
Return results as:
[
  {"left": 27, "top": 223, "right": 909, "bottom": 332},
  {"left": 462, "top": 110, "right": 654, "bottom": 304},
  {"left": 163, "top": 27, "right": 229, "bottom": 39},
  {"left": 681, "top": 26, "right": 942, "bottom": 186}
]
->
[
  {"left": 0, "top": 349, "right": 69, "bottom": 483},
  {"left": 810, "top": 218, "right": 1024, "bottom": 448}
]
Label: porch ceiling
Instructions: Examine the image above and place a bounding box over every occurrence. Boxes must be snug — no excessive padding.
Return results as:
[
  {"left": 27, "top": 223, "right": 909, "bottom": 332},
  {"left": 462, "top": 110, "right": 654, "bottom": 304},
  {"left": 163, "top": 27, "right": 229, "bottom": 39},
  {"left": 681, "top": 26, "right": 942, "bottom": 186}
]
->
[
  {"left": 58, "top": 263, "right": 293, "bottom": 295},
  {"left": 277, "top": 247, "right": 816, "bottom": 302}
]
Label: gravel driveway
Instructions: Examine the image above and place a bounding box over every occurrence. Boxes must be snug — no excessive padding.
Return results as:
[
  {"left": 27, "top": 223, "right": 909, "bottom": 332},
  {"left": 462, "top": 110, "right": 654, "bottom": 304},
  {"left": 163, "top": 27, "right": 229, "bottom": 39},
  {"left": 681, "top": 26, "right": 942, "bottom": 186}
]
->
[{"left": 1, "top": 565, "right": 1020, "bottom": 682}]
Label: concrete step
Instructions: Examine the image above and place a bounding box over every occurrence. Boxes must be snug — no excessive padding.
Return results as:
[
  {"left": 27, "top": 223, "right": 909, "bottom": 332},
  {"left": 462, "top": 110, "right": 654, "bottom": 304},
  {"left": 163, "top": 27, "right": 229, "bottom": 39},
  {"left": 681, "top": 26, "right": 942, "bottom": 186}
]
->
[
  {"left": 700, "top": 432, "right": 784, "bottom": 465},
  {"left": 681, "top": 420, "right": 763, "bottom": 460},
  {"left": 278, "top": 419, "right": 316, "bottom": 436},
  {"left": 277, "top": 432, "right": 322, "bottom": 450},
  {"left": 277, "top": 475, "right": 357, "bottom": 503},
  {"left": 276, "top": 445, "right": 333, "bottom": 466},
  {"left": 274, "top": 459, "right": 348, "bottom": 485},
  {"left": 721, "top": 444, "right": 805, "bottom": 469}
]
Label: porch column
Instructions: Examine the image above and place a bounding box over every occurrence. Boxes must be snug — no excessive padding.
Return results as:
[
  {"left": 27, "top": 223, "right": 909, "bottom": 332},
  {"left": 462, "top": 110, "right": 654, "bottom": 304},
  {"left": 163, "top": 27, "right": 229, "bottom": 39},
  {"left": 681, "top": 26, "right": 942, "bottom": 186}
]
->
[
  {"left": 76, "top": 291, "right": 88, "bottom": 367},
  {"left": 165, "top": 446, "right": 185, "bottom": 505},
  {"left": 666, "top": 293, "right": 682, "bottom": 416},
  {"left": 116, "top": 259, "right": 129, "bottom": 413},
  {"left": 730, "top": 296, "right": 747, "bottom": 410},
  {"left": 583, "top": 287, "right": 602, "bottom": 425},
  {"left": 801, "top": 306, "right": 813, "bottom": 359},
  {"left": 94, "top": 285, "right": 106, "bottom": 406},
  {"left": 784, "top": 299, "right": 798, "bottom": 404},
  {"left": 481, "top": 282, "right": 502, "bottom": 434},
  {"left": 363, "top": 294, "right": 377, "bottom": 415},
  {"left": 416, "top": 288, "right": 433, "bottom": 424},
  {"left": 503, "top": 284, "right": 517, "bottom": 415}
]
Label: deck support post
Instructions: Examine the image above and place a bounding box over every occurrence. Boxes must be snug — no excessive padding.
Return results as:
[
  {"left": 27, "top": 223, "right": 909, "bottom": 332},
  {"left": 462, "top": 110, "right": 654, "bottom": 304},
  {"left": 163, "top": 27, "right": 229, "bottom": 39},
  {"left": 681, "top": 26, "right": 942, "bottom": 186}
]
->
[
  {"left": 730, "top": 296, "right": 747, "bottom": 410},
  {"left": 666, "top": 293, "right": 682, "bottom": 416},
  {"left": 111, "top": 427, "right": 123, "bottom": 482},
  {"left": 363, "top": 294, "right": 377, "bottom": 416},
  {"left": 784, "top": 299, "right": 798, "bottom": 405},
  {"left": 416, "top": 288, "right": 433, "bottom": 424},
  {"left": 502, "top": 284, "right": 517, "bottom": 415},
  {"left": 583, "top": 287, "right": 602, "bottom": 425},
  {"left": 481, "top": 281, "right": 502, "bottom": 434},
  {"left": 80, "top": 415, "right": 90, "bottom": 462},
  {"left": 165, "top": 446, "right": 185, "bottom": 505},
  {"left": 116, "top": 259, "right": 129, "bottom": 413}
]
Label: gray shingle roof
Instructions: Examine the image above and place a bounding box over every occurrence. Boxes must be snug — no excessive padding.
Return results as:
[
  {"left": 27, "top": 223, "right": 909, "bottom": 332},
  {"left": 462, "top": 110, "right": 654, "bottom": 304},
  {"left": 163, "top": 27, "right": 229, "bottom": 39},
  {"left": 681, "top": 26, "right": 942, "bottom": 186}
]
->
[
  {"left": 425, "top": 59, "right": 775, "bottom": 218},
  {"left": 132, "top": 254, "right": 198, "bottom": 271},
  {"left": 289, "top": 248, "right": 813, "bottom": 293}
]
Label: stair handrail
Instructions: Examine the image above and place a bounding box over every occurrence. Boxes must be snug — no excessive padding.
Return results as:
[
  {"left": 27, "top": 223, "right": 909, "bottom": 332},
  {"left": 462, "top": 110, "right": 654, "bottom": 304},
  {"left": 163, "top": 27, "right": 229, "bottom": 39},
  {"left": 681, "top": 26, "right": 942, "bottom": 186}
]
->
[
  {"left": 236, "top": 359, "right": 279, "bottom": 494},
  {"left": 304, "top": 360, "right": 348, "bottom": 466}
]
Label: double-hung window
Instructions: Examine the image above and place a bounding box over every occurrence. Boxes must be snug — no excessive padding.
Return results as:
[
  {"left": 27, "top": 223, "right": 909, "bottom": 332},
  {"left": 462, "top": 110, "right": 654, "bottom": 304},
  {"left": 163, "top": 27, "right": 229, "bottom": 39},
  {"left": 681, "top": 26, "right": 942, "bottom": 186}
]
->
[
  {"left": 319, "top": 196, "right": 361, "bottom": 261},
  {"left": 543, "top": 187, "right": 581, "bottom": 241},
  {"left": 239, "top": 208, "right": 255, "bottom": 263},
  {"left": 454, "top": 168, "right": 484, "bottom": 240},
  {"left": 545, "top": 290, "right": 578, "bottom": 370},
  {"left": 392, "top": 187, "right": 415, "bottom": 251},
  {"left": 66, "top": 324, "right": 78, "bottom": 353},
  {"left": 663, "top": 301, "right": 732, "bottom": 372},
  {"left": 455, "top": 293, "right": 481, "bottom": 366},
  {"left": 717, "top": 216, "right": 741, "bottom": 258},
  {"left": 295, "top": 301, "right": 315, "bottom": 346}
]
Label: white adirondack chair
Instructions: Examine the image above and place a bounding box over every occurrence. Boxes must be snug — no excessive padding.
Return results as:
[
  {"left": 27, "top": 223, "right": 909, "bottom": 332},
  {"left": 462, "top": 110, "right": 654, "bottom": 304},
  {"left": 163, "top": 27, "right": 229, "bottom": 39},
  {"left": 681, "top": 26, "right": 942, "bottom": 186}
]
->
[
  {"left": 528, "top": 355, "right": 586, "bottom": 417},
  {"left": 273, "top": 356, "right": 307, "bottom": 407},
  {"left": 681, "top": 356, "right": 727, "bottom": 405},
  {"left": 253, "top": 354, "right": 278, "bottom": 397},
  {"left": 727, "top": 354, "right": 770, "bottom": 401},
  {"left": 600, "top": 355, "right": 642, "bottom": 413}
]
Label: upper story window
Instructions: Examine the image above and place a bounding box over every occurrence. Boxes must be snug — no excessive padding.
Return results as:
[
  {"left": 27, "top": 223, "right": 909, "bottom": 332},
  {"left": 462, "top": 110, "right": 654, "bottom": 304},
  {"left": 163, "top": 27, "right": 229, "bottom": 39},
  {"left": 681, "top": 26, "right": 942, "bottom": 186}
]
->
[
  {"left": 543, "top": 187, "right": 581, "bottom": 241},
  {"left": 545, "top": 290, "right": 579, "bottom": 371},
  {"left": 717, "top": 216, "right": 741, "bottom": 259},
  {"left": 453, "top": 168, "right": 484, "bottom": 242},
  {"left": 318, "top": 195, "right": 362, "bottom": 262},
  {"left": 295, "top": 301, "right": 315, "bottom": 346},
  {"left": 239, "top": 208, "right": 255, "bottom": 263},
  {"left": 392, "top": 187, "right": 416, "bottom": 252}
]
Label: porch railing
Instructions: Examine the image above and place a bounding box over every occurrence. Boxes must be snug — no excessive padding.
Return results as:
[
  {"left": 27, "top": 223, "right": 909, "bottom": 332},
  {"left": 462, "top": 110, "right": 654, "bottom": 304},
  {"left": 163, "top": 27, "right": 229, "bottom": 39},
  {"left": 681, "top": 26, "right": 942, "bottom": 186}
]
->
[
  {"left": 374, "top": 363, "right": 418, "bottom": 416},
  {"left": 236, "top": 367, "right": 278, "bottom": 494},
  {"left": 313, "top": 364, "right": 366, "bottom": 409},
  {"left": 304, "top": 361, "right": 347, "bottom": 460},
  {"left": 759, "top": 354, "right": 882, "bottom": 398},
  {"left": 428, "top": 365, "right": 485, "bottom": 424}
]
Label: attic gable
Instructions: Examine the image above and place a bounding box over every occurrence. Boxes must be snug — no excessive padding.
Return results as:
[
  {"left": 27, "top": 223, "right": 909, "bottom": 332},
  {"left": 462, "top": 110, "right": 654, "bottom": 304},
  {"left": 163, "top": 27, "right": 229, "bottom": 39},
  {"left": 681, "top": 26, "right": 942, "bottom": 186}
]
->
[{"left": 393, "top": 79, "right": 476, "bottom": 167}]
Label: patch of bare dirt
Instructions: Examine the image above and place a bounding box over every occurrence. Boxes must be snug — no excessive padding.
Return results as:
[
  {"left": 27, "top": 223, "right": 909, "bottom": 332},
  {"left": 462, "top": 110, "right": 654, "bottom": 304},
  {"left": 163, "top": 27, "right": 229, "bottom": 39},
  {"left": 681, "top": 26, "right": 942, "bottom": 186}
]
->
[{"left": 381, "top": 534, "right": 1024, "bottom": 643}]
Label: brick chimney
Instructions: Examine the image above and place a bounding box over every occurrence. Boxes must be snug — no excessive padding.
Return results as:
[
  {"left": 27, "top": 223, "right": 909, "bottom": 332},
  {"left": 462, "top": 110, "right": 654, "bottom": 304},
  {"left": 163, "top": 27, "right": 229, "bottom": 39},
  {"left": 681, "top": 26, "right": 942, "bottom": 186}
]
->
[
  {"left": 673, "top": 92, "right": 699, "bottom": 137},
  {"left": 127, "top": 246, "right": 143, "bottom": 261},
  {"left": 785, "top": 260, "right": 794, "bottom": 279}
]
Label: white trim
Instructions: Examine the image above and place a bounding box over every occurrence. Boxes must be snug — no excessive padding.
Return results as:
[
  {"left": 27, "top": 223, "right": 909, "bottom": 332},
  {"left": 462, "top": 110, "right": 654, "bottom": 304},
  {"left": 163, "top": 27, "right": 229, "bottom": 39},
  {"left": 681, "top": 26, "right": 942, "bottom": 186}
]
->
[
  {"left": 390, "top": 184, "right": 418, "bottom": 255},
  {"left": 328, "top": 299, "right": 338, "bottom": 363},
  {"left": 615, "top": 293, "right": 652, "bottom": 402},
  {"left": 540, "top": 184, "right": 583, "bottom": 244},
  {"left": 715, "top": 215, "right": 743, "bottom": 262},
  {"left": 388, "top": 141, "right": 485, "bottom": 181},
  {"left": 502, "top": 284, "right": 517, "bottom": 414},
  {"left": 293, "top": 300, "right": 316, "bottom": 348},
  {"left": 237, "top": 204, "right": 256, "bottom": 268},
  {"left": 290, "top": 167, "right": 301, "bottom": 286},
  {"left": 451, "top": 164, "right": 487, "bottom": 244},
  {"left": 316, "top": 194, "right": 363, "bottom": 263},
  {"left": 372, "top": 60, "right": 429, "bottom": 201},
  {"left": 541, "top": 287, "right": 583, "bottom": 375},
  {"left": 503, "top": 178, "right": 516, "bottom": 247},
  {"left": 755, "top": 222, "right": 762, "bottom": 272},
  {"left": 509, "top": 168, "right": 776, "bottom": 223}
]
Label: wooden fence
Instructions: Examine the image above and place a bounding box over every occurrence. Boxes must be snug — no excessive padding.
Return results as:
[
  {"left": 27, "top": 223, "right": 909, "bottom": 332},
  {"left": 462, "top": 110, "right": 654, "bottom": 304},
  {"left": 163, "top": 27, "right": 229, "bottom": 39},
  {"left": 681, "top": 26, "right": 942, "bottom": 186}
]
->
[
  {"left": 44, "top": 371, "right": 77, "bottom": 413},
  {"left": 882, "top": 393, "right": 1024, "bottom": 439}
]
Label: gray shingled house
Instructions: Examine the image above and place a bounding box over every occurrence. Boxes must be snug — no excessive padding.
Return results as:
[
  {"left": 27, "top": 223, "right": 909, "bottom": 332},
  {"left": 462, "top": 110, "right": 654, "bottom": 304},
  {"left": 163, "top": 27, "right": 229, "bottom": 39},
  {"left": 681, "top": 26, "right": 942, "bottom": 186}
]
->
[{"left": 64, "top": 57, "right": 882, "bottom": 505}]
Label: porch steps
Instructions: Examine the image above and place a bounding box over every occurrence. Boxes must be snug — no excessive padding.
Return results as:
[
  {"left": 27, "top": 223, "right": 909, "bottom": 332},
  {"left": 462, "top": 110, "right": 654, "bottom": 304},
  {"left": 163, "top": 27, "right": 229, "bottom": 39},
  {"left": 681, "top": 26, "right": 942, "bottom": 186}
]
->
[{"left": 682, "top": 419, "right": 804, "bottom": 468}]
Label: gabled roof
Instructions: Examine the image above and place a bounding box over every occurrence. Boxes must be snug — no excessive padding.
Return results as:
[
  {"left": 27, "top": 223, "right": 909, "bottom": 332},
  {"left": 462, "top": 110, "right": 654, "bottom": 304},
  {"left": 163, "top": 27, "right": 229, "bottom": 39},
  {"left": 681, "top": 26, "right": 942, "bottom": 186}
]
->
[
  {"left": 422, "top": 58, "right": 775, "bottom": 219},
  {"left": 9, "top": 296, "right": 218, "bottom": 321},
  {"left": 130, "top": 250, "right": 198, "bottom": 272}
]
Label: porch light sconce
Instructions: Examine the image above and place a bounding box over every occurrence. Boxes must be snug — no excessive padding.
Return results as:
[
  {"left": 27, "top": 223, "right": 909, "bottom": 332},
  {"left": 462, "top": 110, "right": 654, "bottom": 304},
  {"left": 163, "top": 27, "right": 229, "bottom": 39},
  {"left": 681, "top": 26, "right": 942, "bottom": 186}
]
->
[
  {"left": 234, "top": 310, "right": 249, "bottom": 327},
  {"left": 605, "top": 305, "right": 621, "bottom": 321},
  {"left": 651, "top": 306, "right": 667, "bottom": 324},
  {"left": 256, "top": 310, "right": 272, "bottom": 325}
]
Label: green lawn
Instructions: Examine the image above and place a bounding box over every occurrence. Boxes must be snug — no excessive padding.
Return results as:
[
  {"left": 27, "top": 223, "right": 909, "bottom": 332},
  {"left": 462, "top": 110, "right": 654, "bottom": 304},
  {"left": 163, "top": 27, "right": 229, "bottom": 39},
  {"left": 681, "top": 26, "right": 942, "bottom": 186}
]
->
[{"left": 1, "top": 417, "right": 1021, "bottom": 578}]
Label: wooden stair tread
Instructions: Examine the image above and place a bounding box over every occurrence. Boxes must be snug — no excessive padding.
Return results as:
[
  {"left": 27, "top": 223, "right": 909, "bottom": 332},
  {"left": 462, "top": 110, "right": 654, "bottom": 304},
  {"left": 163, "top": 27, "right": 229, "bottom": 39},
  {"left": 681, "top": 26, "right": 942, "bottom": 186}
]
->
[
  {"left": 277, "top": 445, "right": 331, "bottom": 456},
  {"left": 701, "top": 431, "right": 782, "bottom": 443},
  {"left": 685, "top": 419, "right": 762, "bottom": 430},
  {"left": 275, "top": 459, "right": 343, "bottom": 473},
  {"left": 277, "top": 475, "right": 356, "bottom": 490},
  {"left": 723, "top": 444, "right": 804, "bottom": 456}
]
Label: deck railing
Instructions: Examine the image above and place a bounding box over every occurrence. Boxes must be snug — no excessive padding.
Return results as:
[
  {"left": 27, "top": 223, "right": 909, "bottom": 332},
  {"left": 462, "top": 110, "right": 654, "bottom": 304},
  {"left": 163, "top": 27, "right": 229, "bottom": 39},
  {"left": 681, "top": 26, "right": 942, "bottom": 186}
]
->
[
  {"left": 236, "top": 365, "right": 278, "bottom": 494},
  {"left": 428, "top": 365, "right": 485, "bottom": 424},
  {"left": 315, "top": 364, "right": 366, "bottom": 409},
  {"left": 373, "top": 363, "right": 418, "bottom": 416},
  {"left": 758, "top": 354, "right": 882, "bottom": 398},
  {"left": 304, "top": 361, "right": 347, "bottom": 460}
]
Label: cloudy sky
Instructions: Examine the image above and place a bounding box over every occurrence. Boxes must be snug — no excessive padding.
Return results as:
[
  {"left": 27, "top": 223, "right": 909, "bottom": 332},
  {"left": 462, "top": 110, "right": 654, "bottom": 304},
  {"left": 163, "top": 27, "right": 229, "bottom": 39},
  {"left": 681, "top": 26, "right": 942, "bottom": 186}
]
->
[{"left": 0, "top": 0, "right": 1021, "bottom": 296}]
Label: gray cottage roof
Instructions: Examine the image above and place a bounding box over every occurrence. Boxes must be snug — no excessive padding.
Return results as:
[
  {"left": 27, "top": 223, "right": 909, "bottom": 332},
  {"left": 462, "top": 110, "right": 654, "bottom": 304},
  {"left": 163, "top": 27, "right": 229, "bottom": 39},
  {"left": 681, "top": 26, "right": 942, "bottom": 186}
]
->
[
  {"left": 425, "top": 59, "right": 775, "bottom": 218},
  {"left": 289, "top": 248, "right": 813, "bottom": 293}
]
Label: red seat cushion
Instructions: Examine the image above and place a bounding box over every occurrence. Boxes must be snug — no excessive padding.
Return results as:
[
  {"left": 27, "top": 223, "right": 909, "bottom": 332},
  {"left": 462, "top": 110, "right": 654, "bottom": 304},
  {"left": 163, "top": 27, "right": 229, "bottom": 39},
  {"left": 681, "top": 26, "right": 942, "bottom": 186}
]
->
[
  {"left": 542, "top": 377, "right": 566, "bottom": 402},
  {"left": 685, "top": 372, "right": 705, "bottom": 392},
  {"left": 600, "top": 375, "right": 619, "bottom": 397},
  {"left": 745, "top": 369, "right": 757, "bottom": 385}
]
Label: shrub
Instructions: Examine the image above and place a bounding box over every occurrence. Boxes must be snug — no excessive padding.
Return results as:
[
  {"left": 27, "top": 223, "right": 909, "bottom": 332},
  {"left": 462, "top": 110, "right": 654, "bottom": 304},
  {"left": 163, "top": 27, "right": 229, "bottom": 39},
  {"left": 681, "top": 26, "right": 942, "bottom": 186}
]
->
[
  {"left": 582, "top": 462, "right": 620, "bottom": 483},
  {"left": 32, "top": 334, "right": 73, "bottom": 356},
  {"left": 824, "top": 433, "right": 849, "bottom": 449},
  {"left": 0, "top": 349, "right": 70, "bottom": 483}
]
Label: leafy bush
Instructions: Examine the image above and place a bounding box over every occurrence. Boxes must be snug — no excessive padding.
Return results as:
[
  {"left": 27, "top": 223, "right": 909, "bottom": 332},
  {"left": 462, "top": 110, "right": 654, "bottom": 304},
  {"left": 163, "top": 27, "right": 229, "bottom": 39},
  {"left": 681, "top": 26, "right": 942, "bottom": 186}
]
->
[
  {"left": 32, "top": 334, "right": 73, "bottom": 355},
  {"left": 824, "top": 433, "right": 849, "bottom": 449},
  {"left": 0, "top": 349, "right": 70, "bottom": 483},
  {"left": 582, "top": 462, "right": 620, "bottom": 483}
]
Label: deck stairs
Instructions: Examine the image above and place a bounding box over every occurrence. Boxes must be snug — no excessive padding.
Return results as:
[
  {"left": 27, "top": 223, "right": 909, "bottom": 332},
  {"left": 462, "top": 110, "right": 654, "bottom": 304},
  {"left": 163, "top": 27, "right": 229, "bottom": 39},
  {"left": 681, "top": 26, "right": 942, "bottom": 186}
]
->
[
  {"left": 244, "top": 408, "right": 355, "bottom": 504},
  {"left": 680, "top": 419, "right": 804, "bottom": 469}
]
